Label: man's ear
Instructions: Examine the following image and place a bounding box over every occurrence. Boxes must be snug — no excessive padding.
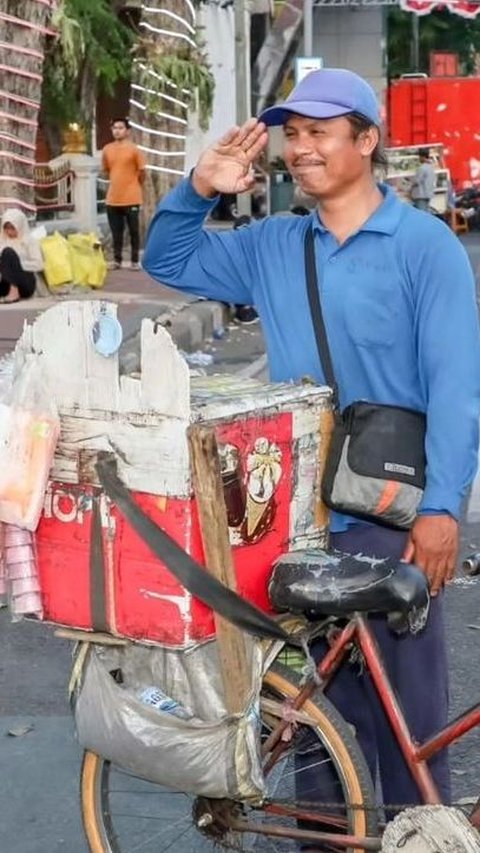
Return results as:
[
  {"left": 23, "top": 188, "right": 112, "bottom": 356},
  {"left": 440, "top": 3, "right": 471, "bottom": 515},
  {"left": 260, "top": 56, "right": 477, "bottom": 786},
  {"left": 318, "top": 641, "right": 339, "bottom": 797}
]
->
[{"left": 359, "top": 125, "right": 380, "bottom": 157}]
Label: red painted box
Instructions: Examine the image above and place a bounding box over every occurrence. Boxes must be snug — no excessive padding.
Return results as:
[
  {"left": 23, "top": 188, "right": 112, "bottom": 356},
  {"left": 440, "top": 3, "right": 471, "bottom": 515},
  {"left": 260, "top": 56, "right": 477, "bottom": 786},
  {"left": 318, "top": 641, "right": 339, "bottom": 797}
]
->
[{"left": 36, "top": 378, "right": 332, "bottom": 647}]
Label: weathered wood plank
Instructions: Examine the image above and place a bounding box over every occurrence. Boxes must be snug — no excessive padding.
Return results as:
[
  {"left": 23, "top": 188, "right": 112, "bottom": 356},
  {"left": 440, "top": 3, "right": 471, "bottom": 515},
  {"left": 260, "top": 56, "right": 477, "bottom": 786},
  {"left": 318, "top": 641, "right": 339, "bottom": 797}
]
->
[
  {"left": 140, "top": 320, "right": 190, "bottom": 418},
  {"left": 188, "top": 424, "right": 251, "bottom": 714},
  {"left": 51, "top": 413, "right": 191, "bottom": 495},
  {"left": 315, "top": 408, "right": 335, "bottom": 533},
  {"left": 13, "top": 301, "right": 189, "bottom": 418},
  {"left": 54, "top": 628, "right": 127, "bottom": 646},
  {"left": 289, "top": 404, "right": 332, "bottom": 550}
]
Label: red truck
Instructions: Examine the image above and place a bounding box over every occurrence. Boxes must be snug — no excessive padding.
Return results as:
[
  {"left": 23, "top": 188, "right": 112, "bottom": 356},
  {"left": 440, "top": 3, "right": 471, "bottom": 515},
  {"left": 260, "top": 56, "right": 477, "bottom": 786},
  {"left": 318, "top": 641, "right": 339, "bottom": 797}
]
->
[{"left": 387, "top": 74, "right": 480, "bottom": 190}]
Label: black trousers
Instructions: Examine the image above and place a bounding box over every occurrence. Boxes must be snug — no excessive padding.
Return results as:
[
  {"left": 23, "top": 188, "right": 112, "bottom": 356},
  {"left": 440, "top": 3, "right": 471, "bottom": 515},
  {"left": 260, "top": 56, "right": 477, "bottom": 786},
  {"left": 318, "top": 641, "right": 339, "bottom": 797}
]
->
[
  {"left": 297, "top": 525, "right": 450, "bottom": 848},
  {"left": 106, "top": 205, "right": 141, "bottom": 264},
  {"left": 0, "top": 247, "right": 36, "bottom": 299}
]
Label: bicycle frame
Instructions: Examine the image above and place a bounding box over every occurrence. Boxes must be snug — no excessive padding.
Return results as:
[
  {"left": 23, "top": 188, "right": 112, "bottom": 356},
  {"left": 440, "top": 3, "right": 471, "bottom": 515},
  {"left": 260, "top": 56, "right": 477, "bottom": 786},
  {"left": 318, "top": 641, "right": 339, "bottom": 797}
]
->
[{"left": 261, "top": 612, "right": 480, "bottom": 846}]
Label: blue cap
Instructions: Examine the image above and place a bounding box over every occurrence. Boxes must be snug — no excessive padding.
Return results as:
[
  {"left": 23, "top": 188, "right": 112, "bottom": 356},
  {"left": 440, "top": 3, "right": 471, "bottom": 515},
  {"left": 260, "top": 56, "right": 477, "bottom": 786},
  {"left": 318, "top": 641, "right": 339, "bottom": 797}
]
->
[{"left": 259, "top": 68, "right": 380, "bottom": 127}]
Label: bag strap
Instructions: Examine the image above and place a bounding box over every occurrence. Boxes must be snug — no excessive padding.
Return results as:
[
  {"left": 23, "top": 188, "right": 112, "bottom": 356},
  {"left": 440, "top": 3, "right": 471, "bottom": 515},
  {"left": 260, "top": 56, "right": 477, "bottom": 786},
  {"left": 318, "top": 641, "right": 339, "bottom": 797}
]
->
[{"left": 304, "top": 225, "right": 340, "bottom": 413}]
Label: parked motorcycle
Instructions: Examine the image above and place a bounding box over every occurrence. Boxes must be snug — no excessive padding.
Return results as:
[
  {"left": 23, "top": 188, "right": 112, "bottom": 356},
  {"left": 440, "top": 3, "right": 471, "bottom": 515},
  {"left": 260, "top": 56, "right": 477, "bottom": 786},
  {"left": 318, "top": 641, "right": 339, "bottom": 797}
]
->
[{"left": 453, "top": 186, "right": 480, "bottom": 230}]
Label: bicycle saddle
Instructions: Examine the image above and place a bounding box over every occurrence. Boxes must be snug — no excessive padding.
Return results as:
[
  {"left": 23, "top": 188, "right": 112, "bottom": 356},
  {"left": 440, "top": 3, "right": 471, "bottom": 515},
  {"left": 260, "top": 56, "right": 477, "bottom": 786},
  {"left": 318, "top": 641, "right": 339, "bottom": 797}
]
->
[{"left": 268, "top": 549, "right": 429, "bottom": 620}]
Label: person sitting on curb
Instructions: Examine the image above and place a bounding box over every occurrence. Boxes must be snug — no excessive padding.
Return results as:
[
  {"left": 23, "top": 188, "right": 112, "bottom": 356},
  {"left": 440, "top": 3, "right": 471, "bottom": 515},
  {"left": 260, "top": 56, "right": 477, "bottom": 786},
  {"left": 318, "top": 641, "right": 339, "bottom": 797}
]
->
[{"left": 0, "top": 209, "right": 43, "bottom": 304}]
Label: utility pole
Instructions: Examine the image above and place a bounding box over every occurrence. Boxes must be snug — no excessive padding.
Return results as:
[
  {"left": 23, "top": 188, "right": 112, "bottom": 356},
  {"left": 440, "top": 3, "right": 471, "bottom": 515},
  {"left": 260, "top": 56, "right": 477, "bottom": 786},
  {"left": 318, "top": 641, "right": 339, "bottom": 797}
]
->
[
  {"left": 234, "top": 0, "right": 252, "bottom": 217},
  {"left": 412, "top": 14, "right": 420, "bottom": 71},
  {"left": 304, "top": 0, "right": 314, "bottom": 57}
]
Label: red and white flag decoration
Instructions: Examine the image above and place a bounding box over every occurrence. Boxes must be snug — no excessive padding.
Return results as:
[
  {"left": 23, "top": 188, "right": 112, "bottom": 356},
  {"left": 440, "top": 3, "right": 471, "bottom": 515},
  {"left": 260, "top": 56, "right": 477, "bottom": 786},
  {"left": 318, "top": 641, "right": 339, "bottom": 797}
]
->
[
  {"left": 448, "top": 1, "right": 480, "bottom": 17},
  {"left": 399, "top": 0, "right": 439, "bottom": 14},
  {"left": 400, "top": 0, "right": 480, "bottom": 17}
]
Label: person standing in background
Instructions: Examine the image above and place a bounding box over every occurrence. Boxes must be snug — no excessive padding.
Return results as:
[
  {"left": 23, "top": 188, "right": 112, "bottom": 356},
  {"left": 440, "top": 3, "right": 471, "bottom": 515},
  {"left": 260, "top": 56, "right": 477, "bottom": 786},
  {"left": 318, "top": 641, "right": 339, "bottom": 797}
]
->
[
  {"left": 102, "top": 118, "right": 146, "bottom": 270},
  {"left": 410, "top": 148, "right": 436, "bottom": 212}
]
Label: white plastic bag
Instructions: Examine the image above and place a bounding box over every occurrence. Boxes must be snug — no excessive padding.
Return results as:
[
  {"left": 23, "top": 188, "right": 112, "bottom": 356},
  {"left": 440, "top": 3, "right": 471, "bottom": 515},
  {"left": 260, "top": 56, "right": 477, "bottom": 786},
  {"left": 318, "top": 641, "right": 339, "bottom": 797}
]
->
[{"left": 74, "top": 638, "right": 266, "bottom": 801}]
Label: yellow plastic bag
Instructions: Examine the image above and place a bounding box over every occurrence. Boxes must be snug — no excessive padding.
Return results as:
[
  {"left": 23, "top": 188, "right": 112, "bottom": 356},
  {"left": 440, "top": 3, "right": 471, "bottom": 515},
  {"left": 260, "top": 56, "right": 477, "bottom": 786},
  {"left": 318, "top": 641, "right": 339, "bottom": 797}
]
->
[
  {"left": 40, "top": 232, "right": 73, "bottom": 287},
  {"left": 67, "top": 233, "right": 107, "bottom": 289},
  {"left": 88, "top": 242, "right": 108, "bottom": 288}
]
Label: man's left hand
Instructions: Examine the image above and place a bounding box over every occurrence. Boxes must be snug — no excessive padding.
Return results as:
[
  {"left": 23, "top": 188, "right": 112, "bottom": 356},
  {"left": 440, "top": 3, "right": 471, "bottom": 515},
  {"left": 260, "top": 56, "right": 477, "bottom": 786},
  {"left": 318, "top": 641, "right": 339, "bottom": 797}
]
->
[{"left": 402, "top": 514, "right": 459, "bottom": 596}]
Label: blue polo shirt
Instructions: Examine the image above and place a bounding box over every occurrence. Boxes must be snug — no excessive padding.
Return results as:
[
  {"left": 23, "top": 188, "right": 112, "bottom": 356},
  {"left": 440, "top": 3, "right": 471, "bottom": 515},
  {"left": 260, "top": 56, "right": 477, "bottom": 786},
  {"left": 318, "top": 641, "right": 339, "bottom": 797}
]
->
[{"left": 143, "top": 177, "right": 480, "bottom": 530}]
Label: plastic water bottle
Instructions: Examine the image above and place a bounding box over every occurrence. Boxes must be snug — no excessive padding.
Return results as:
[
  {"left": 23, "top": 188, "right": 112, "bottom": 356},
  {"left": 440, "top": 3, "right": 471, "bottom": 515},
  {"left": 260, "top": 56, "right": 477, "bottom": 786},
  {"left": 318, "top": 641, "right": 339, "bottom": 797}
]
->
[{"left": 138, "top": 686, "right": 192, "bottom": 719}]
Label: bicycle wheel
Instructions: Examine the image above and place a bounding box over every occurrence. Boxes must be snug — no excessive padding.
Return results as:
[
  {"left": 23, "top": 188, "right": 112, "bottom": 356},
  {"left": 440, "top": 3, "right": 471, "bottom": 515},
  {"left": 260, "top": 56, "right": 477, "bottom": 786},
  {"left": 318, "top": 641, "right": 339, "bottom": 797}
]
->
[{"left": 80, "top": 661, "right": 378, "bottom": 852}]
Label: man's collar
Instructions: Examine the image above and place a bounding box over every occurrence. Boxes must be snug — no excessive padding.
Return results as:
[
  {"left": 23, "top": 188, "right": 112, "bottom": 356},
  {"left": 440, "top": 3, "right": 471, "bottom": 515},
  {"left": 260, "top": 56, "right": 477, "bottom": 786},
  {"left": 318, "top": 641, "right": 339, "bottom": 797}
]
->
[{"left": 311, "top": 183, "right": 404, "bottom": 237}]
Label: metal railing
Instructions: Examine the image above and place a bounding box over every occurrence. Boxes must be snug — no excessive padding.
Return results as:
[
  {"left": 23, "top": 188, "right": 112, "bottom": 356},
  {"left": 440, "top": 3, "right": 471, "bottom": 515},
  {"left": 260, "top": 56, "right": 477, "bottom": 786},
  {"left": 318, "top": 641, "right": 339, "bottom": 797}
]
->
[
  {"left": 34, "top": 161, "right": 75, "bottom": 219},
  {"left": 97, "top": 176, "right": 108, "bottom": 215}
]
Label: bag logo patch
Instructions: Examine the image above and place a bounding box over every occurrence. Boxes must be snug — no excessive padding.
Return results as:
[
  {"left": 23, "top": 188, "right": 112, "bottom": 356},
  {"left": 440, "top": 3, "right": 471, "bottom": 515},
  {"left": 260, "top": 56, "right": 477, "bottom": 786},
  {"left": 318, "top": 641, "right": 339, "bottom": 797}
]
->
[{"left": 384, "top": 462, "right": 415, "bottom": 477}]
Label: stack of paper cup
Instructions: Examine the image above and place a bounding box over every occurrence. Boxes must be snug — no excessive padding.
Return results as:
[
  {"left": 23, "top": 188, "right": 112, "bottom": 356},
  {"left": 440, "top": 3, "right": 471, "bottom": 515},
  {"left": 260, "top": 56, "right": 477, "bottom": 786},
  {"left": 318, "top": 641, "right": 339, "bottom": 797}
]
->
[
  {"left": 0, "top": 522, "right": 5, "bottom": 607},
  {"left": 4, "top": 524, "right": 43, "bottom": 619}
]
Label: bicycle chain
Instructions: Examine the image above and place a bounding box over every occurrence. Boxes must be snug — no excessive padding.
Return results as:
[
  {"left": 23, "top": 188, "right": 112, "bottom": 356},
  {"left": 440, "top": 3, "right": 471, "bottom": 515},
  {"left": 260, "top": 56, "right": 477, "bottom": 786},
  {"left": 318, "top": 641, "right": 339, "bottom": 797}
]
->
[
  {"left": 197, "top": 797, "right": 477, "bottom": 849},
  {"left": 264, "top": 797, "right": 476, "bottom": 816}
]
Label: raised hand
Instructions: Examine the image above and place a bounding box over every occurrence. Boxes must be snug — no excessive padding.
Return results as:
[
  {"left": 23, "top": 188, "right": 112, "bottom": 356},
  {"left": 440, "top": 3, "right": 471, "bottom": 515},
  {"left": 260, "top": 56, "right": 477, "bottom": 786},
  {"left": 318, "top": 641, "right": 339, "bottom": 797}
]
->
[{"left": 192, "top": 119, "right": 268, "bottom": 198}]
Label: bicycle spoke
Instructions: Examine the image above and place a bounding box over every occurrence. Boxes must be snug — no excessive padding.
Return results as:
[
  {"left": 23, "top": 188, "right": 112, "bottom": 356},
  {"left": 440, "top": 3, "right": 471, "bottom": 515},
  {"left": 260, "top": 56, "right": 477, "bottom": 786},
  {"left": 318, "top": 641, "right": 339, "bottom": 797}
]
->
[
  {"left": 81, "top": 664, "right": 378, "bottom": 851},
  {"left": 160, "top": 820, "right": 202, "bottom": 853},
  {"left": 125, "top": 823, "right": 186, "bottom": 853}
]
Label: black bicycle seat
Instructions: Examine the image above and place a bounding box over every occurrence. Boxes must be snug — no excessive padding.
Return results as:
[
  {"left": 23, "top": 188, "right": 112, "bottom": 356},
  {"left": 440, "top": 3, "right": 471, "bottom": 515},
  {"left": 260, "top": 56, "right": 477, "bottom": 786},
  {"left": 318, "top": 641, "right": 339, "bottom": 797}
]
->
[{"left": 268, "top": 549, "right": 429, "bottom": 619}]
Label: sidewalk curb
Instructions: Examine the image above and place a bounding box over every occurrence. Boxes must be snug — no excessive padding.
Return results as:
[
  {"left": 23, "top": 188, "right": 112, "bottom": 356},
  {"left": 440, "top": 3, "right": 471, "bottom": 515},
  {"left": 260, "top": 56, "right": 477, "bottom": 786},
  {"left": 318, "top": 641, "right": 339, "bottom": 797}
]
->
[{"left": 119, "top": 298, "right": 231, "bottom": 374}]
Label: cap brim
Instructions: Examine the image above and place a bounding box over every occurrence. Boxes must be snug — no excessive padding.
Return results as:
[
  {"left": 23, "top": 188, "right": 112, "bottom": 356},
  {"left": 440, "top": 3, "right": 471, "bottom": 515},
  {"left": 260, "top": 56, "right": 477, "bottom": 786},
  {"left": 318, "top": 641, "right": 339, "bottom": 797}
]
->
[{"left": 258, "top": 101, "right": 351, "bottom": 127}]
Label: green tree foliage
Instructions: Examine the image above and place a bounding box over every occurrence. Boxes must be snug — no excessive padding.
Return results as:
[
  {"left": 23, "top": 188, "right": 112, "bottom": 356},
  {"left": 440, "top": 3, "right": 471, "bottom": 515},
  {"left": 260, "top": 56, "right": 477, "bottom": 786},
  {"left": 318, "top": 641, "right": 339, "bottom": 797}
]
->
[
  {"left": 387, "top": 7, "right": 480, "bottom": 78},
  {"left": 42, "top": 0, "right": 133, "bottom": 132},
  {"left": 134, "top": 47, "right": 214, "bottom": 132}
]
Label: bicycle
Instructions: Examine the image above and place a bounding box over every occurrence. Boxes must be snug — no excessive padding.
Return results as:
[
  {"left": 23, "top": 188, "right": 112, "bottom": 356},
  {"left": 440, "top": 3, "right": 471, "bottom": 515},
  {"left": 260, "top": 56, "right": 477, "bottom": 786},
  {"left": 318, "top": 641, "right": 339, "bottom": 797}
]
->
[{"left": 79, "top": 549, "right": 480, "bottom": 852}]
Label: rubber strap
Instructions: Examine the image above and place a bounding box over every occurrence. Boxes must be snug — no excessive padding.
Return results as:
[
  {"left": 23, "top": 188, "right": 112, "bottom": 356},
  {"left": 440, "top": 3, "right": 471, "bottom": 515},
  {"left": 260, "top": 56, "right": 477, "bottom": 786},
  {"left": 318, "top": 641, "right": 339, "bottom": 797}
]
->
[{"left": 89, "top": 497, "right": 109, "bottom": 633}]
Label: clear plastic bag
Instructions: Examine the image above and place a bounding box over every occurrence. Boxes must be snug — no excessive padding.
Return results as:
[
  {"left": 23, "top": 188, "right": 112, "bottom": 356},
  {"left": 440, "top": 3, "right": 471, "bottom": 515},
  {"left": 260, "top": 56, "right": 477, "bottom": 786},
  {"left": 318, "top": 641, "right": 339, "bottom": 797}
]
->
[{"left": 0, "top": 357, "right": 60, "bottom": 530}]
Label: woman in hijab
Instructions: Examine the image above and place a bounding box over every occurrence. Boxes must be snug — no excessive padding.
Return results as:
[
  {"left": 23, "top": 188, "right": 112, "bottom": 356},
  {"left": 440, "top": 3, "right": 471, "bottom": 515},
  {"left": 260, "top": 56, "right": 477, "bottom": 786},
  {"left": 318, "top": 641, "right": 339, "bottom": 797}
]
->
[{"left": 0, "top": 209, "right": 43, "bottom": 303}]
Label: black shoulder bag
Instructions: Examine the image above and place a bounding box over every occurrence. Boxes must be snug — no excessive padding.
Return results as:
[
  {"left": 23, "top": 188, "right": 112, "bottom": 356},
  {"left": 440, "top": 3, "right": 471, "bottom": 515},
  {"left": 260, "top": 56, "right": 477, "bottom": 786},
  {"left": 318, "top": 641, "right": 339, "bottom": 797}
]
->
[{"left": 304, "top": 225, "right": 426, "bottom": 530}]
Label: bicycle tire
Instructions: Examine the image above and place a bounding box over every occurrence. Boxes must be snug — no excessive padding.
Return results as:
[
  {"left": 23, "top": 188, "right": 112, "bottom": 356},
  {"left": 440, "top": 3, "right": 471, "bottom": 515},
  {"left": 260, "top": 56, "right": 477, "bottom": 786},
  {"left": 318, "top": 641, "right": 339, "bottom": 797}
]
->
[
  {"left": 80, "top": 661, "right": 379, "bottom": 852},
  {"left": 262, "top": 662, "right": 379, "bottom": 844}
]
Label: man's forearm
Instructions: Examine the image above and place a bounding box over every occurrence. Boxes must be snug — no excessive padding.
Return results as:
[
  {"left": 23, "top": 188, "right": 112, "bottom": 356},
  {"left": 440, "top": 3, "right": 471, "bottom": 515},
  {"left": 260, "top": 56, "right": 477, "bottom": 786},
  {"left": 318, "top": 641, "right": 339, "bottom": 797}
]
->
[
  {"left": 142, "top": 177, "right": 218, "bottom": 290},
  {"left": 142, "top": 177, "right": 253, "bottom": 307}
]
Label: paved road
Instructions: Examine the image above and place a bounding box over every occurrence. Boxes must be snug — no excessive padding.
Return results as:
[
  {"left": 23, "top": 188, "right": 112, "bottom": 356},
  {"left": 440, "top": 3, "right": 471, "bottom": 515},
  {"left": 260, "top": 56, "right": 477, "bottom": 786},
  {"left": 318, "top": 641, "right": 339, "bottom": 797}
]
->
[{"left": 1, "top": 235, "right": 480, "bottom": 852}]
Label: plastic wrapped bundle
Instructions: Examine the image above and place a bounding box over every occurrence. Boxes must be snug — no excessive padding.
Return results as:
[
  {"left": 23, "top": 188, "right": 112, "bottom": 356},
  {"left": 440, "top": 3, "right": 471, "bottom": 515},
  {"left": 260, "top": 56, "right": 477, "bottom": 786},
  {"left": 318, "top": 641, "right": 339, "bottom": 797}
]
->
[
  {"left": 0, "top": 358, "right": 60, "bottom": 531},
  {"left": 4, "top": 524, "right": 43, "bottom": 620},
  {"left": 0, "top": 522, "right": 6, "bottom": 608}
]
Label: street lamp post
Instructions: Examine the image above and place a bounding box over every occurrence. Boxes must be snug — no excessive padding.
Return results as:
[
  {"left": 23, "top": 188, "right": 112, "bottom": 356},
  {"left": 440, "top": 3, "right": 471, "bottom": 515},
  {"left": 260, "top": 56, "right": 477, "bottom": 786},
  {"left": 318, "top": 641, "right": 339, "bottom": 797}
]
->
[
  {"left": 234, "top": 0, "right": 252, "bottom": 217},
  {"left": 412, "top": 14, "right": 420, "bottom": 71}
]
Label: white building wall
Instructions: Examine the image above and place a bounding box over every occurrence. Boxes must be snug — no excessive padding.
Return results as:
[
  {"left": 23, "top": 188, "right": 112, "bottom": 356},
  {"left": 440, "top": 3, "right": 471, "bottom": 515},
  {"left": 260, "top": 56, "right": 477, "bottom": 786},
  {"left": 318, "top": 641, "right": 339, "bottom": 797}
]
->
[
  {"left": 313, "top": 6, "right": 387, "bottom": 108},
  {"left": 185, "top": 5, "right": 236, "bottom": 173}
]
